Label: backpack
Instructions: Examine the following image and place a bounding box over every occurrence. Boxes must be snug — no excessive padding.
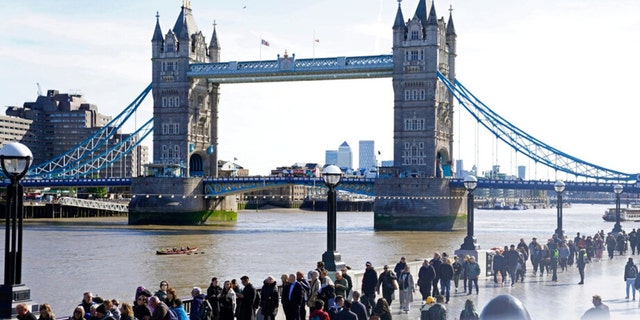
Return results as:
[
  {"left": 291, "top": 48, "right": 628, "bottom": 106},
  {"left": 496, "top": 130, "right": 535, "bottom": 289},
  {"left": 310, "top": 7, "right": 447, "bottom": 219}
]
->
[
  {"left": 253, "top": 291, "right": 261, "bottom": 309},
  {"left": 199, "top": 300, "right": 213, "bottom": 320},
  {"left": 166, "top": 307, "right": 179, "bottom": 320}
]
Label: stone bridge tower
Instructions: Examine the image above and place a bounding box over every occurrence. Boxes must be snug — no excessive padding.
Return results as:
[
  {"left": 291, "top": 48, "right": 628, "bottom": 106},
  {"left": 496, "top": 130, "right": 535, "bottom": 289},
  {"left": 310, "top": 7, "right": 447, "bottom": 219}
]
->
[
  {"left": 392, "top": 0, "right": 456, "bottom": 178},
  {"left": 374, "top": 0, "right": 464, "bottom": 231},
  {"left": 151, "top": 0, "right": 220, "bottom": 178},
  {"left": 129, "top": 1, "right": 233, "bottom": 225}
]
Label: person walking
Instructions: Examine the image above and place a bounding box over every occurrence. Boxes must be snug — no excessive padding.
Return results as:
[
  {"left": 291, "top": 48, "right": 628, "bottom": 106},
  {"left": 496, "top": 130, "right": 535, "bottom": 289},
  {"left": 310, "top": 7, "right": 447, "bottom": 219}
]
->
[
  {"left": 439, "top": 258, "right": 453, "bottom": 304},
  {"left": 504, "top": 245, "right": 519, "bottom": 286},
  {"left": 417, "top": 259, "right": 435, "bottom": 301},
  {"left": 452, "top": 256, "right": 462, "bottom": 293},
  {"left": 430, "top": 253, "right": 442, "bottom": 297},
  {"left": 528, "top": 238, "right": 541, "bottom": 275},
  {"left": 376, "top": 265, "right": 397, "bottom": 308},
  {"left": 458, "top": 299, "right": 479, "bottom": 320},
  {"left": 349, "top": 292, "right": 368, "bottom": 320},
  {"left": 340, "top": 267, "right": 353, "bottom": 301},
  {"left": 624, "top": 257, "right": 638, "bottom": 300},
  {"left": 425, "top": 295, "right": 447, "bottom": 320},
  {"left": 465, "top": 256, "right": 481, "bottom": 295},
  {"left": 577, "top": 248, "right": 588, "bottom": 285},
  {"left": 393, "top": 257, "right": 407, "bottom": 276},
  {"left": 492, "top": 249, "right": 505, "bottom": 284},
  {"left": 361, "top": 261, "right": 378, "bottom": 315},
  {"left": 580, "top": 295, "right": 609, "bottom": 320},
  {"left": 397, "top": 266, "right": 414, "bottom": 314}
]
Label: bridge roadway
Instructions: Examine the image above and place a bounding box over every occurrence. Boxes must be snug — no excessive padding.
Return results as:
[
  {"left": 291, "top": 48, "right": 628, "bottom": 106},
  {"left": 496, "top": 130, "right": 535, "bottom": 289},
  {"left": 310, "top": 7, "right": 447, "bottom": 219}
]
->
[{"left": 7, "top": 177, "right": 639, "bottom": 194}]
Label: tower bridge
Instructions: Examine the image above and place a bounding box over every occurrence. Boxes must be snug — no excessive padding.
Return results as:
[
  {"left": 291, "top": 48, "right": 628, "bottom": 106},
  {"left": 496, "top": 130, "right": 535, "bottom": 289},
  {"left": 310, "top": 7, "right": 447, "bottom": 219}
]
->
[{"left": 16, "top": 1, "right": 639, "bottom": 227}]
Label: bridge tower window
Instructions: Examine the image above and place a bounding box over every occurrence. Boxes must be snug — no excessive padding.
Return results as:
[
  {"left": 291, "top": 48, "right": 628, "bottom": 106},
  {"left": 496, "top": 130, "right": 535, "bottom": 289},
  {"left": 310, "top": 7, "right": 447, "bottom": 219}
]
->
[{"left": 411, "top": 30, "right": 420, "bottom": 40}]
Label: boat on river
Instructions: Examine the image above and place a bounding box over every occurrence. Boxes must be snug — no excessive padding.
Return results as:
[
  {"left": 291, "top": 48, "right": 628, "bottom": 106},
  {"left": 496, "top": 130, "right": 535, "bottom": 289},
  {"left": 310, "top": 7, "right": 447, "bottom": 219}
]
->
[
  {"left": 156, "top": 247, "right": 198, "bottom": 255},
  {"left": 602, "top": 208, "right": 640, "bottom": 222}
]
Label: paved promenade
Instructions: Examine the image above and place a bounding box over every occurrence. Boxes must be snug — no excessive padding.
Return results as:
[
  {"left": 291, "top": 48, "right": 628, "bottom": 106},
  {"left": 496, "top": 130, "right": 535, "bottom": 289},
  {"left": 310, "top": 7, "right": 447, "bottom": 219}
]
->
[{"left": 377, "top": 253, "right": 638, "bottom": 319}]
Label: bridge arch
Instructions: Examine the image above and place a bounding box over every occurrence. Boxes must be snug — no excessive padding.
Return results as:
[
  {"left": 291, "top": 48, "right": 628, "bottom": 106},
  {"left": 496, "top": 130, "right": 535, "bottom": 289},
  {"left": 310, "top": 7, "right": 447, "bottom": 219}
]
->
[
  {"left": 436, "top": 148, "right": 452, "bottom": 178},
  {"left": 189, "top": 153, "right": 204, "bottom": 177}
]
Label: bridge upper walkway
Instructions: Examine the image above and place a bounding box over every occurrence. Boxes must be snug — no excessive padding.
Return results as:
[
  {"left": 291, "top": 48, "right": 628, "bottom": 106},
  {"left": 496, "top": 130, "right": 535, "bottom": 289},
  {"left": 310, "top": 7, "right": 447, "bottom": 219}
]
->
[{"left": 188, "top": 55, "right": 393, "bottom": 83}]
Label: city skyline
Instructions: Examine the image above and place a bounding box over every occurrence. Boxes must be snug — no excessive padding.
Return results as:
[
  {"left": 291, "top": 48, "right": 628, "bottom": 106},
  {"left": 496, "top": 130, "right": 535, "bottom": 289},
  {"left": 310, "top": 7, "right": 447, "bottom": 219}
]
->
[{"left": 2, "top": 1, "right": 639, "bottom": 177}]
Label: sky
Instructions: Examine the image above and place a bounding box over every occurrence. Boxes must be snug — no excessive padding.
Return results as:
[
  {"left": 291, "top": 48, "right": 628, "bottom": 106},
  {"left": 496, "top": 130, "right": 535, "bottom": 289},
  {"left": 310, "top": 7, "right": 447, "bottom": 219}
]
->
[{"left": 2, "top": 0, "right": 640, "bottom": 178}]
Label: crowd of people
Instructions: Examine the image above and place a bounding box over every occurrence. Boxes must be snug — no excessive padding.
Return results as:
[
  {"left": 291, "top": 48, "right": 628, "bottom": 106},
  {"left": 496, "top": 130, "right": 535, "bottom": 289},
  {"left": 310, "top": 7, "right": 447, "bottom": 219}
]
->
[{"left": 21, "top": 228, "right": 640, "bottom": 320}]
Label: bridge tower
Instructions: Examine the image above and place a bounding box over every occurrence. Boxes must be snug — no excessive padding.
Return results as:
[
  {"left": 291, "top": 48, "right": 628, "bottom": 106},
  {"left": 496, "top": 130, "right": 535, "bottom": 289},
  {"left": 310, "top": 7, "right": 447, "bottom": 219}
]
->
[
  {"left": 150, "top": 0, "right": 220, "bottom": 178},
  {"left": 392, "top": 0, "right": 455, "bottom": 177},
  {"left": 129, "top": 1, "right": 235, "bottom": 225},
  {"left": 374, "top": 0, "right": 465, "bottom": 230}
]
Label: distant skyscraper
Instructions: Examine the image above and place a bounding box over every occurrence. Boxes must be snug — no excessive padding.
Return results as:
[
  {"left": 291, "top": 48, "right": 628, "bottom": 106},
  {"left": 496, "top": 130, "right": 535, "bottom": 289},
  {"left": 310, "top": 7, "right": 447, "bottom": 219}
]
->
[
  {"left": 518, "top": 165, "right": 526, "bottom": 179},
  {"left": 325, "top": 150, "right": 338, "bottom": 165},
  {"left": 455, "top": 159, "right": 464, "bottom": 178},
  {"left": 337, "top": 141, "right": 352, "bottom": 170},
  {"left": 359, "top": 140, "right": 376, "bottom": 170}
]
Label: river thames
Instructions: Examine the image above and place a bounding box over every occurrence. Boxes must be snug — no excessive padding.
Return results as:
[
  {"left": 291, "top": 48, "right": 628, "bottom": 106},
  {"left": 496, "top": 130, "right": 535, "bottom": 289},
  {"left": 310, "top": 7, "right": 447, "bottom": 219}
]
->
[{"left": 5, "top": 203, "right": 628, "bottom": 316}]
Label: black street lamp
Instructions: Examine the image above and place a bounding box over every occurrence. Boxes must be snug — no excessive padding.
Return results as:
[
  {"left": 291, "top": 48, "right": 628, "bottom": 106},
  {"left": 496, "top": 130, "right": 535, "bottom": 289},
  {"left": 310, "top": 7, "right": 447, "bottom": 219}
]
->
[
  {"left": 321, "top": 165, "right": 345, "bottom": 272},
  {"left": 460, "top": 175, "right": 478, "bottom": 250},
  {"left": 554, "top": 180, "right": 566, "bottom": 239},
  {"left": 0, "top": 142, "right": 34, "bottom": 319},
  {"left": 612, "top": 184, "right": 623, "bottom": 233}
]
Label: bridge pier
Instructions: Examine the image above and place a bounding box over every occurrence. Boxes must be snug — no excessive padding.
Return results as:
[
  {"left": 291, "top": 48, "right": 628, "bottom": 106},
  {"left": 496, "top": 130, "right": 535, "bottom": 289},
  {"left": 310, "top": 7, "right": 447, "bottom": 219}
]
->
[
  {"left": 128, "top": 177, "right": 237, "bottom": 225},
  {"left": 373, "top": 177, "right": 466, "bottom": 231}
]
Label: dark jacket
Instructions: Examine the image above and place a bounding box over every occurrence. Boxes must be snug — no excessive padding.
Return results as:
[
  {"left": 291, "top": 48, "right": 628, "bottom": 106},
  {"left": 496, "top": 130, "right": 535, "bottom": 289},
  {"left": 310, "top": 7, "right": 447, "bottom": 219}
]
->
[
  {"left": 260, "top": 281, "right": 279, "bottom": 317},
  {"left": 18, "top": 311, "right": 38, "bottom": 320},
  {"left": 237, "top": 283, "right": 257, "bottom": 320},
  {"left": 282, "top": 281, "right": 304, "bottom": 320},
  {"left": 426, "top": 303, "right": 447, "bottom": 320},
  {"left": 189, "top": 294, "right": 206, "bottom": 320},
  {"left": 418, "top": 264, "right": 436, "bottom": 286},
  {"left": 624, "top": 262, "right": 638, "bottom": 279},
  {"left": 336, "top": 309, "right": 357, "bottom": 320},
  {"left": 492, "top": 254, "right": 504, "bottom": 271},
  {"left": 504, "top": 249, "right": 519, "bottom": 269},
  {"left": 133, "top": 303, "right": 151, "bottom": 320},
  {"left": 362, "top": 268, "right": 378, "bottom": 294},
  {"left": 350, "top": 301, "right": 368, "bottom": 320},
  {"left": 439, "top": 263, "right": 454, "bottom": 282}
]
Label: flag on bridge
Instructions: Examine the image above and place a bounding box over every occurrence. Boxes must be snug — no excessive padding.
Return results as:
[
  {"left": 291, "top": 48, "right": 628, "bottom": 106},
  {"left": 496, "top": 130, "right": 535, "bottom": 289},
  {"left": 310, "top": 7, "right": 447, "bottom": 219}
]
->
[
  {"left": 314, "top": 39, "right": 320, "bottom": 43},
  {"left": 261, "top": 39, "right": 270, "bottom": 46}
]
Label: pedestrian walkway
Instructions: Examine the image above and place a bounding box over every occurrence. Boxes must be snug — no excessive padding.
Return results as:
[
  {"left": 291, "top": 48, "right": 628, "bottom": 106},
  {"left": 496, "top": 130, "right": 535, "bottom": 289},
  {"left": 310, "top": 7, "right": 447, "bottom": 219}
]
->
[{"left": 383, "top": 253, "right": 638, "bottom": 319}]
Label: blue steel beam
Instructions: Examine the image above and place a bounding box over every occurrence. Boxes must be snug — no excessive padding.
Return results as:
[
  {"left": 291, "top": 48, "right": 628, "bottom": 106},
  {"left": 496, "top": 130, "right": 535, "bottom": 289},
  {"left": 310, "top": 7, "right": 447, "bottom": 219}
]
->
[
  {"left": 438, "top": 72, "right": 639, "bottom": 182},
  {"left": 203, "top": 176, "right": 375, "bottom": 196},
  {"left": 188, "top": 55, "right": 393, "bottom": 83},
  {"left": 1, "top": 178, "right": 133, "bottom": 188}
]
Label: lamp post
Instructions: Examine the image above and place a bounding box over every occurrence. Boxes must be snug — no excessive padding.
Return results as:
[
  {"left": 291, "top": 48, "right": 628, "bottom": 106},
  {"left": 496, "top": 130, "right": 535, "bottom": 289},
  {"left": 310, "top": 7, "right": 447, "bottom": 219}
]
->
[
  {"left": 554, "top": 180, "right": 566, "bottom": 239},
  {"left": 322, "top": 165, "right": 345, "bottom": 272},
  {"left": 0, "top": 142, "right": 34, "bottom": 319},
  {"left": 460, "top": 175, "right": 478, "bottom": 250},
  {"left": 612, "top": 184, "right": 623, "bottom": 233}
]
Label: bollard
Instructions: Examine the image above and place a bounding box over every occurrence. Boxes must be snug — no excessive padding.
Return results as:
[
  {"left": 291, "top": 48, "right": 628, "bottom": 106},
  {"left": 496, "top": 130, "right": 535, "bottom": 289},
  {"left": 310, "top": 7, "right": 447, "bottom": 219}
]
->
[{"left": 480, "top": 294, "right": 531, "bottom": 320}]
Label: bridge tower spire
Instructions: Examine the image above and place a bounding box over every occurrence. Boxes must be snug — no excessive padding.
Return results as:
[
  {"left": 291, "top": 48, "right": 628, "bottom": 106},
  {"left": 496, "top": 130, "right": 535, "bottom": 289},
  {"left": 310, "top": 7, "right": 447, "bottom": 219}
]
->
[{"left": 151, "top": 2, "right": 219, "bottom": 177}]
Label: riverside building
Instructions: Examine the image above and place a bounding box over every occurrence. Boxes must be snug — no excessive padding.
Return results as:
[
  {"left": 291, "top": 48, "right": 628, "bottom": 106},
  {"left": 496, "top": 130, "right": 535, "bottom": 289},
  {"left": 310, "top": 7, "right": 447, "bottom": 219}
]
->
[{"left": 4, "top": 89, "right": 148, "bottom": 177}]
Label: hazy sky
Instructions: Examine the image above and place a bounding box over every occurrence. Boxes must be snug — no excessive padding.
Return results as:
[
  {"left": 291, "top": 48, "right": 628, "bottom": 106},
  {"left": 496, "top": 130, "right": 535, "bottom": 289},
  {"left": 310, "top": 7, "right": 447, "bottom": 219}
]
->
[{"left": 2, "top": 0, "right": 639, "bottom": 178}]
